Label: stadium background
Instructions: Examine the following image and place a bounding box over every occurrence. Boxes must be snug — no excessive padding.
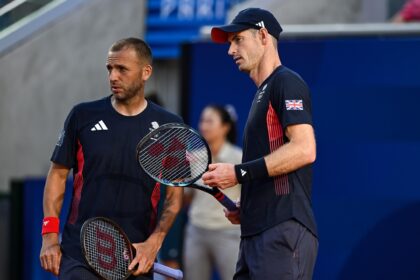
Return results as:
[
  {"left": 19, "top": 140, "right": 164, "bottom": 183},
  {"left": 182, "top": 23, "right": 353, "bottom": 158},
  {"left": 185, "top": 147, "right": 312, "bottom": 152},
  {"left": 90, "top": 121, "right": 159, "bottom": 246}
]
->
[{"left": 1, "top": 0, "right": 419, "bottom": 279}]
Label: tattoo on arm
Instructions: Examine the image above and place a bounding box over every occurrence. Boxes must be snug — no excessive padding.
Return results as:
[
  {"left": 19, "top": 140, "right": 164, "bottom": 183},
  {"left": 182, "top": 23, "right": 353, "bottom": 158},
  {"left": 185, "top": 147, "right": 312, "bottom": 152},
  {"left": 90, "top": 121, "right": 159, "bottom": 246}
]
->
[{"left": 154, "top": 190, "right": 181, "bottom": 235}]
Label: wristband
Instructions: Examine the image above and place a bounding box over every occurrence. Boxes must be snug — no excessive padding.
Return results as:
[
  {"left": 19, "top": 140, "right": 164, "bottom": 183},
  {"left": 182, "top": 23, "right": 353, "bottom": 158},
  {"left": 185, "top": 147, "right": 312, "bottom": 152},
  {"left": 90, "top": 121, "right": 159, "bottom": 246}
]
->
[
  {"left": 41, "top": 217, "right": 60, "bottom": 235},
  {"left": 234, "top": 158, "right": 269, "bottom": 184}
]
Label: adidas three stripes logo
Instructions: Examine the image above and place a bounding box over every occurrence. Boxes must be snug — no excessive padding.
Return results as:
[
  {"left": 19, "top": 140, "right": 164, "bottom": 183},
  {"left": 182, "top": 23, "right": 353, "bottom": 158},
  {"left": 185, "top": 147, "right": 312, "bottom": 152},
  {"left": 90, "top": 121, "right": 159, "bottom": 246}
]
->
[
  {"left": 255, "top": 21, "right": 265, "bottom": 28},
  {"left": 91, "top": 120, "right": 108, "bottom": 131}
]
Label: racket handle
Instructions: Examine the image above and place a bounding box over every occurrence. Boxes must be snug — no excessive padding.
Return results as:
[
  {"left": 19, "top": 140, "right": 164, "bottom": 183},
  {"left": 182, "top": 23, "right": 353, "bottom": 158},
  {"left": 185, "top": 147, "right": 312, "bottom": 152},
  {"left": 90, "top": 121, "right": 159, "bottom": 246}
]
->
[
  {"left": 190, "top": 184, "right": 238, "bottom": 212},
  {"left": 215, "top": 190, "right": 238, "bottom": 211},
  {"left": 153, "top": 262, "right": 183, "bottom": 280}
]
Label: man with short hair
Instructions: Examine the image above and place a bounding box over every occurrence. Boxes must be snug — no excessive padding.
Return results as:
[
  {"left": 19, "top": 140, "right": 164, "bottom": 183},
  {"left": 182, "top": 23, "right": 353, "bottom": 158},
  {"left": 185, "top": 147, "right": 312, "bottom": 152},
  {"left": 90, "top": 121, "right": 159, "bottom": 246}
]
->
[
  {"left": 203, "top": 8, "right": 318, "bottom": 280},
  {"left": 40, "top": 37, "right": 183, "bottom": 279}
]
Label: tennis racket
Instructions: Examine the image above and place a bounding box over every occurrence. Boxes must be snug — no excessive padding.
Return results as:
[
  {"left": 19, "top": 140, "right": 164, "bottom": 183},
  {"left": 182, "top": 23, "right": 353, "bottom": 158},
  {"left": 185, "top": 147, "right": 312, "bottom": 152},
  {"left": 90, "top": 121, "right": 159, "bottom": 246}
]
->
[
  {"left": 80, "top": 217, "right": 183, "bottom": 280},
  {"left": 136, "top": 123, "right": 238, "bottom": 211}
]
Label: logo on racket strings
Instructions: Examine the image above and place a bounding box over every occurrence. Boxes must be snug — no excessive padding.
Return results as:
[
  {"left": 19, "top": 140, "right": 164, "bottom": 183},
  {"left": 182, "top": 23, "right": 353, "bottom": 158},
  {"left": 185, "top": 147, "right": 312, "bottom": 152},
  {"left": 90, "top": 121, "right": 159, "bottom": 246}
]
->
[
  {"left": 123, "top": 248, "right": 130, "bottom": 261},
  {"left": 95, "top": 226, "right": 117, "bottom": 270},
  {"left": 147, "top": 137, "right": 191, "bottom": 169}
]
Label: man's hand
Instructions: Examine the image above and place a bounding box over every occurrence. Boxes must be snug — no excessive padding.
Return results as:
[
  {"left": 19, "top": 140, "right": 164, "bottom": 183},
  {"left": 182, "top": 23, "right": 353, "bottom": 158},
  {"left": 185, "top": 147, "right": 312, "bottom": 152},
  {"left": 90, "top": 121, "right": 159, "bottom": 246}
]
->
[
  {"left": 128, "top": 185, "right": 181, "bottom": 275},
  {"left": 223, "top": 207, "right": 240, "bottom": 224},
  {"left": 129, "top": 235, "right": 161, "bottom": 276},
  {"left": 40, "top": 233, "right": 62, "bottom": 276},
  {"left": 202, "top": 163, "right": 238, "bottom": 189}
]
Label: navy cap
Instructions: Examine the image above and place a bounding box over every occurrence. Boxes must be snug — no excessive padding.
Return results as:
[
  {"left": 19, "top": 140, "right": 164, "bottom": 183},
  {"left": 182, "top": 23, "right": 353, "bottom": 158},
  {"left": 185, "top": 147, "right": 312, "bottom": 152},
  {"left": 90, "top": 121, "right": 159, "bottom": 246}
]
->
[{"left": 211, "top": 8, "right": 282, "bottom": 43}]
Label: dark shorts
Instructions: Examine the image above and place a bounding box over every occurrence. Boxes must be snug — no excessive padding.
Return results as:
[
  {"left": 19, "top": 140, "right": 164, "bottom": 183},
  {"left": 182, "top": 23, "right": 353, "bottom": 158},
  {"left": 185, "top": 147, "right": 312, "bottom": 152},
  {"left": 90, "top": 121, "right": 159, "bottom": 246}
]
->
[
  {"left": 59, "top": 252, "right": 153, "bottom": 280},
  {"left": 234, "top": 219, "right": 318, "bottom": 280}
]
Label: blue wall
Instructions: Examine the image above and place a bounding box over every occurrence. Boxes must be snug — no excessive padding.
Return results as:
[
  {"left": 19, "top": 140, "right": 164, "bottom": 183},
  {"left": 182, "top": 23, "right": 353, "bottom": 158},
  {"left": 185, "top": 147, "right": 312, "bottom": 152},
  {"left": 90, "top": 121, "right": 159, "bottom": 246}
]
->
[{"left": 182, "top": 35, "right": 420, "bottom": 279}]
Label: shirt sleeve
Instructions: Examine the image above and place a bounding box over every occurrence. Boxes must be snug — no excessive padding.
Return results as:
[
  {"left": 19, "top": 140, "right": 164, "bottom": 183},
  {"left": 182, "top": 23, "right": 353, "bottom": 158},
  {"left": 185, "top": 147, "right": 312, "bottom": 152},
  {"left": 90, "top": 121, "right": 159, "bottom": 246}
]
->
[
  {"left": 50, "top": 107, "right": 78, "bottom": 168},
  {"left": 270, "top": 72, "right": 313, "bottom": 130}
]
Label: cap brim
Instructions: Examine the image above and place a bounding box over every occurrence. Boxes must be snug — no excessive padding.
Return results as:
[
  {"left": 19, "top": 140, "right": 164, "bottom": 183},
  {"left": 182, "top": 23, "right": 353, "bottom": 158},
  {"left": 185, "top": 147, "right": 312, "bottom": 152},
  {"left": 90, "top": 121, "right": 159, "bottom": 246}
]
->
[{"left": 211, "top": 24, "right": 250, "bottom": 43}]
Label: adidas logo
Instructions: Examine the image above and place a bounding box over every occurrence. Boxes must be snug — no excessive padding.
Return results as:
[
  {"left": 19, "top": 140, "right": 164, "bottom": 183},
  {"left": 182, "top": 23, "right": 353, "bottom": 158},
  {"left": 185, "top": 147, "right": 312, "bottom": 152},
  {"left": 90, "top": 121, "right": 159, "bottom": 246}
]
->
[
  {"left": 255, "top": 21, "right": 265, "bottom": 28},
  {"left": 91, "top": 120, "right": 108, "bottom": 131},
  {"left": 240, "top": 169, "right": 247, "bottom": 177},
  {"left": 43, "top": 221, "right": 49, "bottom": 226}
]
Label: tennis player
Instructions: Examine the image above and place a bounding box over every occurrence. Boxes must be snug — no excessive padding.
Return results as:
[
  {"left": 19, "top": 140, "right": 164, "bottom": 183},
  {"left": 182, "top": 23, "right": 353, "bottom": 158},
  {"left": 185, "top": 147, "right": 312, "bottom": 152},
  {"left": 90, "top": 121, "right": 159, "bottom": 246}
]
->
[
  {"left": 202, "top": 8, "right": 318, "bottom": 280},
  {"left": 39, "top": 38, "right": 183, "bottom": 279}
]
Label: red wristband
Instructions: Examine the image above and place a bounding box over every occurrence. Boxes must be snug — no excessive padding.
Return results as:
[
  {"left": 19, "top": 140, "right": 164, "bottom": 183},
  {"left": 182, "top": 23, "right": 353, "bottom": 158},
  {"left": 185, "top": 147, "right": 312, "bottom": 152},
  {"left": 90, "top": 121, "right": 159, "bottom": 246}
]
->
[{"left": 41, "top": 217, "right": 60, "bottom": 235}]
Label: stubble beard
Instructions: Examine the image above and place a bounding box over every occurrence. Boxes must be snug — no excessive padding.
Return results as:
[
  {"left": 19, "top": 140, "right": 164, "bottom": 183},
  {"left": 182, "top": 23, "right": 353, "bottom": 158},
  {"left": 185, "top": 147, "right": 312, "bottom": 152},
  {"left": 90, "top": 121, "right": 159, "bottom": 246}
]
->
[{"left": 113, "top": 80, "right": 144, "bottom": 103}]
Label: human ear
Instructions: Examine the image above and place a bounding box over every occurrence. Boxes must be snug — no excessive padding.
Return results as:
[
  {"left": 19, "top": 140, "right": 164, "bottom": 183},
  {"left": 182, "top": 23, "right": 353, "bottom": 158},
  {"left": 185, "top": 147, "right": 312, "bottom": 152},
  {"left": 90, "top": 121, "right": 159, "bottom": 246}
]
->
[{"left": 142, "top": 64, "right": 153, "bottom": 81}]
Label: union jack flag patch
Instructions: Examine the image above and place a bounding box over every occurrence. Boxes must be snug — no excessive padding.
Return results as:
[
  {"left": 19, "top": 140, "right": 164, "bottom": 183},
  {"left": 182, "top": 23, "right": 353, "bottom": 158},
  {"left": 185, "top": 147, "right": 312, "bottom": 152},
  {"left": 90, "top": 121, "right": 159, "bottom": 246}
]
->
[{"left": 285, "top": 100, "right": 303, "bottom": 111}]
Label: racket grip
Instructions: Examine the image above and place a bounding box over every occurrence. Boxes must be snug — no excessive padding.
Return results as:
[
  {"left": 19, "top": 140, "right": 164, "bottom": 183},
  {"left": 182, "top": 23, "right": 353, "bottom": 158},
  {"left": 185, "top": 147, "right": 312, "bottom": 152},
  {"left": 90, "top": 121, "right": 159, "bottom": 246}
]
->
[
  {"left": 217, "top": 193, "right": 238, "bottom": 211},
  {"left": 153, "top": 262, "right": 183, "bottom": 279}
]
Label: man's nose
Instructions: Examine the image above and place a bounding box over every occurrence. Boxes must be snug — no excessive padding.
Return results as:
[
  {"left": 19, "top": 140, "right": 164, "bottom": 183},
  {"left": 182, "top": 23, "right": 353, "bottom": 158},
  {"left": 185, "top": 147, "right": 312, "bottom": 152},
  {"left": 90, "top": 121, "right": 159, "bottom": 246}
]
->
[
  {"left": 228, "top": 44, "right": 236, "bottom": 56},
  {"left": 109, "top": 69, "right": 119, "bottom": 82}
]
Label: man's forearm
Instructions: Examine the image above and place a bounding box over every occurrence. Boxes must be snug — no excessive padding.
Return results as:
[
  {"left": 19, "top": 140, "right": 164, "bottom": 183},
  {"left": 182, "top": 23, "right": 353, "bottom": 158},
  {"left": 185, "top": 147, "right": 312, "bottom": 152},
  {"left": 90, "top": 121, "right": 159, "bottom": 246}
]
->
[
  {"left": 43, "top": 164, "right": 68, "bottom": 217},
  {"left": 148, "top": 188, "right": 183, "bottom": 244},
  {"left": 264, "top": 141, "right": 314, "bottom": 177},
  {"left": 265, "top": 124, "right": 316, "bottom": 177}
]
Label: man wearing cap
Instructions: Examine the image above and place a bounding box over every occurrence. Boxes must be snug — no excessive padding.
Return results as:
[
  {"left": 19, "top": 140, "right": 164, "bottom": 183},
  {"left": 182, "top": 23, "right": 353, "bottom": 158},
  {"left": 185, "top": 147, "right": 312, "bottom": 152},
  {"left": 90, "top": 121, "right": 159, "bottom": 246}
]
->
[{"left": 202, "top": 8, "right": 318, "bottom": 280}]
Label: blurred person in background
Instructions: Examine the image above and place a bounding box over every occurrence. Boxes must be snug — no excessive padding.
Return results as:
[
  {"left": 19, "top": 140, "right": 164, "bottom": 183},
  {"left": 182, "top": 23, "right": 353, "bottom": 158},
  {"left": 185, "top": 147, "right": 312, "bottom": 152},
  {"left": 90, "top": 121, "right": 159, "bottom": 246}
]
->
[
  {"left": 39, "top": 38, "right": 183, "bottom": 279},
  {"left": 392, "top": 0, "right": 420, "bottom": 22},
  {"left": 183, "top": 104, "right": 242, "bottom": 280}
]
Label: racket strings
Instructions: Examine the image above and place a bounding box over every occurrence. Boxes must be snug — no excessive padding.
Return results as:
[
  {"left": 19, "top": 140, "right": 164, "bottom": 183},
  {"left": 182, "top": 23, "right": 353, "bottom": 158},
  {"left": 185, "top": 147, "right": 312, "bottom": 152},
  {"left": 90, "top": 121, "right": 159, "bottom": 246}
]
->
[
  {"left": 154, "top": 135, "right": 207, "bottom": 180},
  {"left": 138, "top": 127, "right": 209, "bottom": 185},
  {"left": 138, "top": 128, "right": 188, "bottom": 170},
  {"left": 139, "top": 128, "right": 192, "bottom": 176},
  {"left": 83, "top": 220, "right": 131, "bottom": 280},
  {"left": 157, "top": 131, "right": 208, "bottom": 181}
]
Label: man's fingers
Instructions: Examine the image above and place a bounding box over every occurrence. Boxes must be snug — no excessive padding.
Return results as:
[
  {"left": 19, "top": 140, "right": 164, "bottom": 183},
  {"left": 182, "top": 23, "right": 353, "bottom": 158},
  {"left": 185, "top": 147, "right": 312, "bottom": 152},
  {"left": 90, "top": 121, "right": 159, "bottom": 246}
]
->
[
  {"left": 216, "top": 179, "right": 231, "bottom": 189},
  {"left": 203, "top": 163, "right": 237, "bottom": 189},
  {"left": 208, "top": 164, "right": 218, "bottom": 171},
  {"left": 202, "top": 171, "right": 213, "bottom": 181},
  {"left": 202, "top": 174, "right": 218, "bottom": 187},
  {"left": 223, "top": 208, "right": 240, "bottom": 224},
  {"left": 41, "top": 255, "right": 52, "bottom": 273},
  {"left": 130, "top": 256, "right": 148, "bottom": 275},
  {"left": 48, "top": 254, "right": 59, "bottom": 274},
  {"left": 46, "top": 254, "right": 54, "bottom": 272},
  {"left": 40, "top": 241, "right": 62, "bottom": 275},
  {"left": 141, "top": 259, "right": 153, "bottom": 274},
  {"left": 128, "top": 258, "right": 138, "bottom": 271},
  {"left": 223, "top": 208, "right": 239, "bottom": 216},
  {"left": 206, "top": 181, "right": 218, "bottom": 187},
  {"left": 202, "top": 164, "right": 220, "bottom": 182},
  {"left": 53, "top": 252, "right": 62, "bottom": 276},
  {"left": 132, "top": 256, "right": 150, "bottom": 276},
  {"left": 40, "top": 256, "right": 47, "bottom": 271}
]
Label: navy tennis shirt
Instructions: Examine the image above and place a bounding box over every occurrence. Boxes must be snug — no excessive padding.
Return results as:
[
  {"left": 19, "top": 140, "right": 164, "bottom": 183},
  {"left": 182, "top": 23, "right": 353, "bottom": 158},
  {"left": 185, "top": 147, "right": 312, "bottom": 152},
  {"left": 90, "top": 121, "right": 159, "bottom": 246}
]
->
[
  {"left": 51, "top": 95, "right": 182, "bottom": 262},
  {"left": 240, "top": 66, "right": 317, "bottom": 237}
]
